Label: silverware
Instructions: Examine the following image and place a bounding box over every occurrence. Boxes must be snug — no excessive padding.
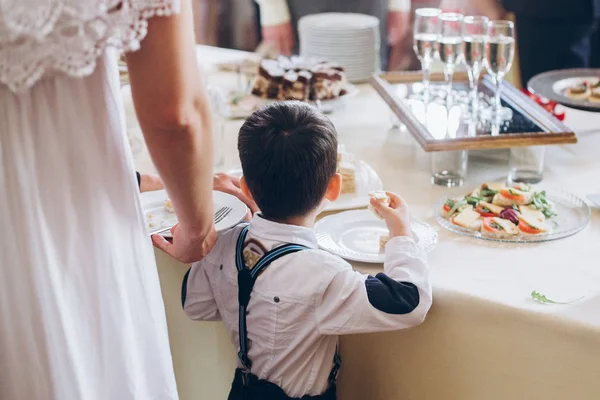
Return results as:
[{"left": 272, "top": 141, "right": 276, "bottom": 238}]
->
[
  {"left": 149, "top": 206, "right": 234, "bottom": 236},
  {"left": 214, "top": 206, "right": 233, "bottom": 224}
]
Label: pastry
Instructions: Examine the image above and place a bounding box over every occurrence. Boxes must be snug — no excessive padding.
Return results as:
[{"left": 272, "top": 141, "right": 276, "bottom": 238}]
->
[
  {"left": 337, "top": 145, "right": 357, "bottom": 195},
  {"left": 251, "top": 56, "right": 347, "bottom": 101},
  {"left": 368, "top": 190, "right": 391, "bottom": 219},
  {"left": 379, "top": 234, "right": 389, "bottom": 250},
  {"left": 565, "top": 83, "right": 590, "bottom": 100}
]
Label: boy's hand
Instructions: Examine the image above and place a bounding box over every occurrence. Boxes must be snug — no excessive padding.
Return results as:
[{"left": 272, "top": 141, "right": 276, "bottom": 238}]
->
[
  {"left": 369, "top": 191, "right": 412, "bottom": 238},
  {"left": 152, "top": 224, "right": 217, "bottom": 264}
]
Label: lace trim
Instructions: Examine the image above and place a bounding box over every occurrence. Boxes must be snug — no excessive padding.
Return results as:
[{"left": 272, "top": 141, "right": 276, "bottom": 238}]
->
[{"left": 0, "top": 1, "right": 180, "bottom": 93}]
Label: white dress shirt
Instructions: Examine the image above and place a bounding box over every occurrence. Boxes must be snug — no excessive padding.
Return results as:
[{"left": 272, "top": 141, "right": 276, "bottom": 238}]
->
[
  {"left": 184, "top": 214, "right": 431, "bottom": 398},
  {"left": 255, "top": 0, "right": 412, "bottom": 27}
]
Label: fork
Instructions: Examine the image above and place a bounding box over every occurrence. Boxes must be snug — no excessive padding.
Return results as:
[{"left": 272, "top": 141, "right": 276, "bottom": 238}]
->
[
  {"left": 214, "top": 206, "right": 233, "bottom": 225},
  {"left": 150, "top": 206, "right": 234, "bottom": 236}
]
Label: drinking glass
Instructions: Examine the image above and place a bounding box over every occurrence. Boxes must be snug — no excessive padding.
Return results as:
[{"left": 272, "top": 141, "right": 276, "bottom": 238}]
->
[
  {"left": 508, "top": 146, "right": 545, "bottom": 184},
  {"left": 483, "top": 20, "right": 515, "bottom": 121},
  {"left": 438, "top": 13, "right": 464, "bottom": 105},
  {"left": 462, "top": 16, "right": 489, "bottom": 117},
  {"left": 413, "top": 8, "right": 442, "bottom": 100},
  {"left": 431, "top": 150, "right": 468, "bottom": 187}
]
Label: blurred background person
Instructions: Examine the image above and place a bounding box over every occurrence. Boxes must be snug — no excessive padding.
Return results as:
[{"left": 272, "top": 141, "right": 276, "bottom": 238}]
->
[{"left": 254, "top": 0, "right": 413, "bottom": 70}]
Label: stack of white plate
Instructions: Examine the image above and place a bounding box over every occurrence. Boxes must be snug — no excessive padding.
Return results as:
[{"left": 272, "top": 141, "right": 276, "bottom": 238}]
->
[{"left": 298, "top": 13, "right": 380, "bottom": 83}]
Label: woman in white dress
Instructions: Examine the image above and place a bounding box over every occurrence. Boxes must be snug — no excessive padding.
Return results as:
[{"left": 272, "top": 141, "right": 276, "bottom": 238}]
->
[{"left": 0, "top": 0, "right": 218, "bottom": 398}]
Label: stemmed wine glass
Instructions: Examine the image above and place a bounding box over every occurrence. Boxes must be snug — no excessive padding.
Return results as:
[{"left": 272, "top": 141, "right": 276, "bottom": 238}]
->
[
  {"left": 462, "top": 16, "right": 489, "bottom": 118},
  {"left": 483, "top": 20, "right": 515, "bottom": 121},
  {"left": 413, "top": 8, "right": 442, "bottom": 100},
  {"left": 437, "top": 13, "right": 464, "bottom": 105}
]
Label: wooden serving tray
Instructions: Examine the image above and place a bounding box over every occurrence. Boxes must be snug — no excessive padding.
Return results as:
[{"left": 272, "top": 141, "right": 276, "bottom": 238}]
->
[{"left": 370, "top": 71, "right": 577, "bottom": 152}]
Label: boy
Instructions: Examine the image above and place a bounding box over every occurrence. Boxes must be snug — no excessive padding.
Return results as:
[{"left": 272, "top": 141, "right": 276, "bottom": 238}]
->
[{"left": 182, "top": 102, "right": 432, "bottom": 400}]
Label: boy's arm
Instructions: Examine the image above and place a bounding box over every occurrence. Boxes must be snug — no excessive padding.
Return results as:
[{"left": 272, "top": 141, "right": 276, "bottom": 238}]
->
[
  {"left": 316, "top": 237, "right": 431, "bottom": 335},
  {"left": 182, "top": 259, "right": 221, "bottom": 321}
]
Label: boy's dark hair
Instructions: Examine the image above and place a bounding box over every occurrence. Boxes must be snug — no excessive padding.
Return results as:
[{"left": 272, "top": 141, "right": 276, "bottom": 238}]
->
[{"left": 238, "top": 101, "right": 338, "bottom": 221}]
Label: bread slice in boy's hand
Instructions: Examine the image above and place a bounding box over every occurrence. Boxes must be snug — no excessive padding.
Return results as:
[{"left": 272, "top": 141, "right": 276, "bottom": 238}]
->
[{"left": 368, "top": 190, "right": 391, "bottom": 219}]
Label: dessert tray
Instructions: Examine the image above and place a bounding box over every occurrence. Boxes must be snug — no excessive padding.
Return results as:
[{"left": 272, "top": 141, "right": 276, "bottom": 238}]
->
[
  {"left": 436, "top": 182, "right": 590, "bottom": 243},
  {"left": 315, "top": 209, "right": 438, "bottom": 263},
  {"left": 528, "top": 68, "right": 600, "bottom": 112}
]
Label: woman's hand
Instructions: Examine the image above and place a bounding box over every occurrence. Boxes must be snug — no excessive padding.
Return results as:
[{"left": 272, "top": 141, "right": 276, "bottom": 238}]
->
[
  {"left": 213, "top": 173, "right": 259, "bottom": 215},
  {"left": 262, "top": 22, "right": 295, "bottom": 56},
  {"left": 152, "top": 224, "right": 217, "bottom": 264}
]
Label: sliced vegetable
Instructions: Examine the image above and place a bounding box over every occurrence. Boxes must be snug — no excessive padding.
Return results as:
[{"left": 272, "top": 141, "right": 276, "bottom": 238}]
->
[
  {"left": 500, "top": 188, "right": 526, "bottom": 202},
  {"left": 443, "top": 199, "right": 455, "bottom": 212},
  {"left": 482, "top": 217, "right": 504, "bottom": 233},
  {"left": 465, "top": 195, "right": 482, "bottom": 207},
  {"left": 530, "top": 191, "right": 556, "bottom": 218},
  {"left": 476, "top": 204, "right": 495, "bottom": 218},
  {"left": 447, "top": 199, "right": 467, "bottom": 218},
  {"left": 499, "top": 208, "right": 519, "bottom": 225},
  {"left": 518, "top": 219, "right": 542, "bottom": 234}
]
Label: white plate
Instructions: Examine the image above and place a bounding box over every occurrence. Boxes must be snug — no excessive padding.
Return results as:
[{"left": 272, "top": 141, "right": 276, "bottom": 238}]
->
[
  {"left": 315, "top": 210, "right": 438, "bottom": 263},
  {"left": 227, "top": 159, "right": 382, "bottom": 213},
  {"left": 140, "top": 190, "right": 247, "bottom": 235},
  {"left": 325, "top": 160, "right": 382, "bottom": 212}
]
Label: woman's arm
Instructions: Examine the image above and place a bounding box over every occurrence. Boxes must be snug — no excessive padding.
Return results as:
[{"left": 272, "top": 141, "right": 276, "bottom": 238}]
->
[{"left": 126, "top": 0, "right": 216, "bottom": 263}]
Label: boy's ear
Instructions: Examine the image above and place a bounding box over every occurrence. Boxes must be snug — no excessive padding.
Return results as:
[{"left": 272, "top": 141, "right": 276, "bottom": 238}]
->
[
  {"left": 325, "top": 173, "right": 342, "bottom": 202},
  {"left": 240, "top": 176, "right": 254, "bottom": 201}
]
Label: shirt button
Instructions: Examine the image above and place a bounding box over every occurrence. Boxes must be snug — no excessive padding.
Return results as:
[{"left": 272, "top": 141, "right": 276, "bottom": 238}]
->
[
  {"left": 219, "top": 265, "right": 223, "bottom": 270},
  {"left": 274, "top": 296, "right": 280, "bottom": 303}
]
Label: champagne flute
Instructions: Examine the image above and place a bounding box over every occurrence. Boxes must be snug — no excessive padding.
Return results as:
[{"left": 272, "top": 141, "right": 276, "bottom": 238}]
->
[
  {"left": 413, "top": 8, "right": 442, "bottom": 99},
  {"left": 462, "top": 16, "right": 489, "bottom": 118},
  {"left": 483, "top": 20, "right": 515, "bottom": 121},
  {"left": 438, "top": 13, "right": 464, "bottom": 105}
]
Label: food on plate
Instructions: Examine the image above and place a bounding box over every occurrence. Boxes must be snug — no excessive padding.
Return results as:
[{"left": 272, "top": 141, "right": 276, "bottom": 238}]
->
[
  {"left": 589, "top": 87, "right": 600, "bottom": 103},
  {"left": 518, "top": 215, "right": 551, "bottom": 235},
  {"left": 482, "top": 217, "right": 519, "bottom": 236},
  {"left": 565, "top": 83, "right": 591, "bottom": 100},
  {"left": 440, "top": 182, "right": 556, "bottom": 236},
  {"left": 164, "top": 199, "right": 175, "bottom": 214},
  {"left": 450, "top": 208, "right": 483, "bottom": 230},
  {"left": 492, "top": 187, "right": 533, "bottom": 206},
  {"left": 368, "top": 190, "right": 390, "bottom": 219},
  {"left": 251, "top": 56, "right": 348, "bottom": 101},
  {"left": 228, "top": 91, "right": 262, "bottom": 115},
  {"left": 379, "top": 234, "right": 389, "bottom": 250},
  {"left": 337, "top": 145, "right": 357, "bottom": 195}
]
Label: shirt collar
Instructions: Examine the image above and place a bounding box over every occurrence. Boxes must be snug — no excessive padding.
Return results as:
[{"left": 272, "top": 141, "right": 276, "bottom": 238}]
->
[{"left": 248, "top": 214, "right": 318, "bottom": 249}]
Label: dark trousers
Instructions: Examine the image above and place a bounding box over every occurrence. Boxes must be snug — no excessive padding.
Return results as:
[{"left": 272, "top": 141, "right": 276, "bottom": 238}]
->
[
  {"left": 515, "top": 16, "right": 599, "bottom": 87},
  {"left": 228, "top": 369, "right": 337, "bottom": 400}
]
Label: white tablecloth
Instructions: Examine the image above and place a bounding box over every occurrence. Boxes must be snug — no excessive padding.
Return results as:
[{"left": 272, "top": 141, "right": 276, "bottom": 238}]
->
[{"left": 134, "top": 46, "right": 600, "bottom": 400}]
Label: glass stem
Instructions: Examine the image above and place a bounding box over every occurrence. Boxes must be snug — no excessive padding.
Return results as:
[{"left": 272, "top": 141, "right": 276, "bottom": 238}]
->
[
  {"left": 469, "top": 66, "right": 481, "bottom": 116},
  {"left": 494, "top": 74, "right": 503, "bottom": 115},
  {"left": 422, "top": 58, "right": 431, "bottom": 99},
  {"left": 444, "top": 64, "right": 454, "bottom": 105}
]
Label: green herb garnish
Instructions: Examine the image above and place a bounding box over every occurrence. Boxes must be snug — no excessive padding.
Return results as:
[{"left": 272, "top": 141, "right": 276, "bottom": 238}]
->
[
  {"left": 448, "top": 199, "right": 466, "bottom": 217},
  {"left": 480, "top": 188, "right": 498, "bottom": 198},
  {"left": 530, "top": 191, "right": 557, "bottom": 218},
  {"left": 531, "top": 290, "right": 584, "bottom": 304},
  {"left": 465, "top": 195, "right": 482, "bottom": 206},
  {"left": 489, "top": 222, "right": 504, "bottom": 230},
  {"left": 512, "top": 204, "right": 520, "bottom": 211}
]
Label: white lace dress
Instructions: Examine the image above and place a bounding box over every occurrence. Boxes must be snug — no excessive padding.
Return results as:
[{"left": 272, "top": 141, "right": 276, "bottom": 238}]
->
[{"left": 0, "top": 1, "right": 179, "bottom": 399}]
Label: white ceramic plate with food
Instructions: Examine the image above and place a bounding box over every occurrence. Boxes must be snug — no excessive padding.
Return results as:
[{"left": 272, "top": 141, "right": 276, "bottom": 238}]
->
[
  {"left": 140, "top": 189, "right": 247, "bottom": 236},
  {"left": 315, "top": 209, "right": 438, "bottom": 263},
  {"left": 227, "top": 159, "right": 382, "bottom": 213},
  {"left": 528, "top": 68, "right": 600, "bottom": 112}
]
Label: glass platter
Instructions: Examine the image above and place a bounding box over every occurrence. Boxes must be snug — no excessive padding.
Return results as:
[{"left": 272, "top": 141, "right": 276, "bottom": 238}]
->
[{"left": 435, "top": 190, "right": 591, "bottom": 243}]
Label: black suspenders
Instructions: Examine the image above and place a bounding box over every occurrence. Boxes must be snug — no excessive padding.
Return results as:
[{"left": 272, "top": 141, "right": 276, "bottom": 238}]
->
[{"left": 234, "top": 225, "right": 341, "bottom": 391}]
